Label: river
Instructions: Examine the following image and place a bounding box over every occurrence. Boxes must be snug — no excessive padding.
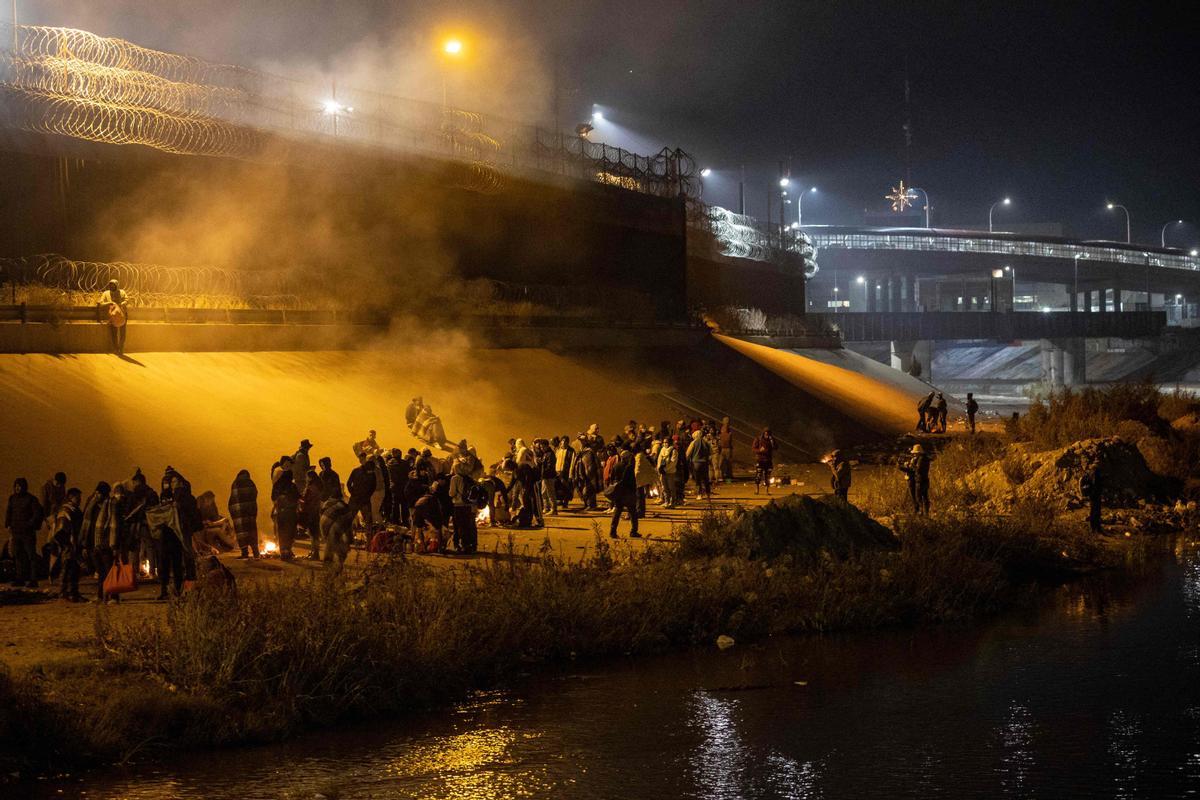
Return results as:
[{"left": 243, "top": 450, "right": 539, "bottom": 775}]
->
[{"left": 30, "top": 541, "right": 1200, "bottom": 799}]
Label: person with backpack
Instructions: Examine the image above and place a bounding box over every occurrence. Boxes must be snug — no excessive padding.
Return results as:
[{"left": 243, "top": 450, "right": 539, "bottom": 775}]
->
[
  {"left": 53, "top": 488, "right": 85, "bottom": 601},
  {"left": 899, "top": 444, "right": 931, "bottom": 514},
  {"left": 656, "top": 434, "right": 679, "bottom": 507},
  {"left": 686, "top": 430, "right": 712, "bottom": 500},
  {"left": 916, "top": 391, "right": 935, "bottom": 432},
  {"left": 605, "top": 444, "right": 640, "bottom": 539},
  {"left": 449, "top": 459, "right": 480, "bottom": 554}
]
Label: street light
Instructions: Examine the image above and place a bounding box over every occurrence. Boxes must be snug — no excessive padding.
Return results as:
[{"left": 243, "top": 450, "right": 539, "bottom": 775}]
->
[
  {"left": 443, "top": 38, "right": 463, "bottom": 55},
  {"left": 908, "top": 186, "right": 931, "bottom": 228},
  {"left": 1106, "top": 202, "right": 1131, "bottom": 244},
  {"left": 1161, "top": 219, "right": 1185, "bottom": 248},
  {"left": 988, "top": 197, "right": 1011, "bottom": 233},
  {"left": 700, "top": 168, "right": 712, "bottom": 177},
  {"left": 797, "top": 187, "right": 818, "bottom": 227}
]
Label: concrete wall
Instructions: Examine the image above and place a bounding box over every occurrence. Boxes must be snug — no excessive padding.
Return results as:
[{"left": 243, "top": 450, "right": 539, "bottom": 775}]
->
[{"left": 0, "top": 321, "right": 708, "bottom": 354}]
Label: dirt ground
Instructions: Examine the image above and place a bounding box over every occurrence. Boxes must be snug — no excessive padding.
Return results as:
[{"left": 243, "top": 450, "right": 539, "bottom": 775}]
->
[{"left": 0, "top": 470, "right": 849, "bottom": 674}]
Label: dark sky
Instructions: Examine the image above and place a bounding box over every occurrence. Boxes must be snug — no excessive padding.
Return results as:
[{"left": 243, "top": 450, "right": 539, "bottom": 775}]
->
[{"left": 23, "top": 0, "right": 1200, "bottom": 247}]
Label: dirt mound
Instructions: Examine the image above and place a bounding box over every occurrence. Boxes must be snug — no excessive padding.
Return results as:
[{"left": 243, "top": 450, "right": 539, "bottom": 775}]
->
[
  {"left": 1171, "top": 412, "right": 1200, "bottom": 433},
  {"left": 963, "top": 437, "right": 1166, "bottom": 509},
  {"left": 719, "top": 494, "right": 899, "bottom": 561}
]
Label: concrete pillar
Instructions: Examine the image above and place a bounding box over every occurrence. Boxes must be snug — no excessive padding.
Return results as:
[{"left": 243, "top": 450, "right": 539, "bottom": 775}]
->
[
  {"left": 1099, "top": 288, "right": 1108, "bottom": 313},
  {"left": 1070, "top": 289, "right": 1078, "bottom": 313},
  {"left": 890, "top": 340, "right": 933, "bottom": 379},
  {"left": 1040, "top": 341, "right": 1052, "bottom": 384},
  {"left": 1112, "top": 288, "right": 1122, "bottom": 312},
  {"left": 868, "top": 279, "right": 877, "bottom": 312},
  {"left": 904, "top": 273, "right": 917, "bottom": 312},
  {"left": 1083, "top": 290, "right": 1092, "bottom": 313},
  {"left": 1058, "top": 337, "right": 1086, "bottom": 386},
  {"left": 1051, "top": 346, "right": 1065, "bottom": 387}
]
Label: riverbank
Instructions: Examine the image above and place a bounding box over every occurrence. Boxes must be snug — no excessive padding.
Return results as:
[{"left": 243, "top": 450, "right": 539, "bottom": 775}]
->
[
  {"left": 4, "top": 382, "right": 1198, "bottom": 781},
  {"left": 0, "top": 494, "right": 1148, "bottom": 779}
]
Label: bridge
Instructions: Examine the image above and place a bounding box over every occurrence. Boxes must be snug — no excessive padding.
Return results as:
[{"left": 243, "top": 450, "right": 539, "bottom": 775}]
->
[{"left": 804, "top": 226, "right": 1200, "bottom": 323}]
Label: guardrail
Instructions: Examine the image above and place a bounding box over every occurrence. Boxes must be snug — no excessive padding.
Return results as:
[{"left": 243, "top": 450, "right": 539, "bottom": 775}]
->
[{"left": 804, "top": 311, "right": 1167, "bottom": 342}]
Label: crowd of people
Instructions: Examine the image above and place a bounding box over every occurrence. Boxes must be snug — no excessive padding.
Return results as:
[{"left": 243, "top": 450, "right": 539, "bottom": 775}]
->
[{"left": 1, "top": 410, "right": 808, "bottom": 602}]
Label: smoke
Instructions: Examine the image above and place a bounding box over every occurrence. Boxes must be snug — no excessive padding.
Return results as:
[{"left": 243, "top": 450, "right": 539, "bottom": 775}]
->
[{"left": 19, "top": 1, "right": 554, "bottom": 124}]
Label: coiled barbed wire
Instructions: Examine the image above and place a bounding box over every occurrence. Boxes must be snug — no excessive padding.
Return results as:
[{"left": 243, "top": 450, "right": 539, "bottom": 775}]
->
[{"left": 0, "top": 254, "right": 295, "bottom": 301}]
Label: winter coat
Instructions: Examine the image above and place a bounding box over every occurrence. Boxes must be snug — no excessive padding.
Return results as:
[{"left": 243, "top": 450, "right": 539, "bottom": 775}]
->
[
  {"left": 656, "top": 443, "right": 678, "bottom": 474},
  {"left": 228, "top": 472, "right": 259, "bottom": 546},
  {"left": 605, "top": 451, "right": 638, "bottom": 504},
  {"left": 320, "top": 468, "right": 343, "bottom": 501},
  {"left": 292, "top": 449, "right": 311, "bottom": 485},
  {"left": 635, "top": 452, "right": 658, "bottom": 488},
  {"left": 687, "top": 433, "right": 712, "bottom": 467},
  {"left": 555, "top": 444, "right": 575, "bottom": 478},
  {"left": 80, "top": 491, "right": 108, "bottom": 551},
  {"left": 5, "top": 491, "right": 44, "bottom": 534},
  {"left": 752, "top": 434, "right": 776, "bottom": 467},
  {"left": 346, "top": 465, "right": 376, "bottom": 503}
]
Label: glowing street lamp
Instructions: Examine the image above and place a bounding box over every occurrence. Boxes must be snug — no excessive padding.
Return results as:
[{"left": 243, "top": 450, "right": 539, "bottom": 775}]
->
[
  {"left": 797, "top": 186, "right": 818, "bottom": 227},
  {"left": 440, "top": 37, "right": 466, "bottom": 107},
  {"left": 907, "top": 186, "right": 931, "bottom": 228},
  {"left": 779, "top": 177, "right": 790, "bottom": 188},
  {"left": 443, "top": 38, "right": 464, "bottom": 55},
  {"left": 988, "top": 197, "right": 1011, "bottom": 233},
  {"left": 700, "top": 168, "right": 712, "bottom": 177},
  {"left": 1161, "top": 219, "right": 1185, "bottom": 248},
  {"left": 1106, "top": 202, "right": 1131, "bottom": 244}
]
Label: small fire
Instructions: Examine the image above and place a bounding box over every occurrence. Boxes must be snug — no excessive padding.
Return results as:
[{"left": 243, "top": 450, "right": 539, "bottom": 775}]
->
[
  {"left": 141, "top": 560, "right": 151, "bottom": 575},
  {"left": 649, "top": 487, "right": 660, "bottom": 498},
  {"left": 769, "top": 477, "right": 781, "bottom": 486},
  {"left": 262, "top": 540, "right": 278, "bottom": 555},
  {"left": 476, "top": 505, "right": 491, "bottom": 526}
]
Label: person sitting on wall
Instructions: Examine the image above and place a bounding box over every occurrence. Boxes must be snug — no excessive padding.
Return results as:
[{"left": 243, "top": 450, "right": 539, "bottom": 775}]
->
[{"left": 98, "top": 279, "right": 128, "bottom": 355}]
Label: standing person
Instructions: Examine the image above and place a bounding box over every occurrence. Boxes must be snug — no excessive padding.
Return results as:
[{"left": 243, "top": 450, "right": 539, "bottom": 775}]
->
[
  {"left": 300, "top": 469, "right": 323, "bottom": 559},
  {"left": 39, "top": 472, "right": 67, "bottom": 579},
  {"left": 672, "top": 435, "right": 690, "bottom": 507},
  {"left": 900, "top": 444, "right": 931, "bottom": 514},
  {"left": 1080, "top": 465, "right": 1104, "bottom": 533},
  {"left": 718, "top": 418, "right": 735, "bottom": 481},
  {"left": 292, "top": 439, "right": 314, "bottom": 486},
  {"left": 318, "top": 456, "right": 343, "bottom": 501},
  {"left": 95, "top": 483, "right": 128, "bottom": 603},
  {"left": 98, "top": 278, "right": 129, "bottom": 355},
  {"left": 271, "top": 470, "right": 300, "bottom": 561},
  {"left": 752, "top": 428, "right": 777, "bottom": 495},
  {"left": 537, "top": 440, "right": 559, "bottom": 516},
  {"left": 606, "top": 444, "right": 640, "bottom": 539},
  {"left": 686, "top": 430, "right": 713, "bottom": 501},
  {"left": 634, "top": 442, "right": 658, "bottom": 518},
  {"left": 449, "top": 460, "right": 479, "bottom": 554},
  {"left": 966, "top": 393, "right": 979, "bottom": 434},
  {"left": 916, "top": 391, "right": 935, "bottom": 432},
  {"left": 385, "top": 449, "right": 409, "bottom": 526},
  {"left": 656, "top": 434, "right": 679, "bottom": 507},
  {"left": 53, "top": 488, "right": 84, "bottom": 601},
  {"left": 828, "top": 451, "right": 853, "bottom": 502},
  {"left": 555, "top": 435, "right": 576, "bottom": 510},
  {"left": 5, "top": 479, "right": 44, "bottom": 588},
  {"left": 346, "top": 455, "right": 377, "bottom": 535},
  {"left": 79, "top": 481, "right": 111, "bottom": 585},
  {"left": 573, "top": 436, "right": 600, "bottom": 511},
  {"left": 125, "top": 469, "right": 158, "bottom": 581},
  {"left": 164, "top": 472, "right": 201, "bottom": 588},
  {"left": 933, "top": 392, "right": 949, "bottom": 433},
  {"left": 228, "top": 470, "right": 259, "bottom": 559}
]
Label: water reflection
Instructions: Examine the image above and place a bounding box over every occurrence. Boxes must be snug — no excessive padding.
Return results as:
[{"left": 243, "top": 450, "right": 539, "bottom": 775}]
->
[
  {"left": 1108, "top": 710, "right": 1145, "bottom": 800},
  {"left": 997, "top": 703, "right": 1034, "bottom": 795}
]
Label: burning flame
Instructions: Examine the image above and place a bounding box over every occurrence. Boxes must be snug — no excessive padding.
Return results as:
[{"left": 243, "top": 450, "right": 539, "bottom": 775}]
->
[
  {"left": 649, "top": 487, "right": 660, "bottom": 498},
  {"left": 141, "top": 560, "right": 151, "bottom": 575},
  {"left": 476, "top": 505, "right": 491, "bottom": 526},
  {"left": 769, "top": 477, "right": 781, "bottom": 486},
  {"left": 262, "top": 540, "right": 278, "bottom": 555}
]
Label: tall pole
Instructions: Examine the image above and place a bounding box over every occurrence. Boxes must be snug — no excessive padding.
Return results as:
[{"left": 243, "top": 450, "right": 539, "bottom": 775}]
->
[
  {"left": 738, "top": 164, "right": 745, "bottom": 215},
  {"left": 910, "top": 187, "right": 930, "bottom": 228},
  {"left": 1162, "top": 219, "right": 1184, "bottom": 248},
  {"left": 11, "top": 0, "right": 17, "bottom": 52},
  {"left": 1109, "top": 203, "right": 1130, "bottom": 243}
]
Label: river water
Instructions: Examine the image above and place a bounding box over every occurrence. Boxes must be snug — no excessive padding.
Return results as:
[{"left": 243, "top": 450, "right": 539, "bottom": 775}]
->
[{"left": 32, "top": 542, "right": 1200, "bottom": 799}]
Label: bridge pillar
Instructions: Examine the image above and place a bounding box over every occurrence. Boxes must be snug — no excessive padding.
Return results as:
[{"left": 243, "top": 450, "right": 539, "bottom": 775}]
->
[
  {"left": 1112, "top": 289, "right": 1122, "bottom": 312},
  {"left": 1070, "top": 290, "right": 1078, "bottom": 313},
  {"left": 1059, "top": 338, "right": 1086, "bottom": 386},
  {"left": 1039, "top": 339, "right": 1065, "bottom": 387},
  {"left": 891, "top": 339, "right": 933, "bottom": 379},
  {"left": 904, "top": 273, "right": 917, "bottom": 311}
]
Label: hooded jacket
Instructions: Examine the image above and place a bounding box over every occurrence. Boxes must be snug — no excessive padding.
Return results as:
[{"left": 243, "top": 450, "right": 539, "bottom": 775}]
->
[{"left": 5, "top": 483, "right": 43, "bottom": 535}]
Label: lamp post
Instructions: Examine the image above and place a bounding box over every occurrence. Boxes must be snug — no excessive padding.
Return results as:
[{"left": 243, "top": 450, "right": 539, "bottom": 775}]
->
[
  {"left": 1162, "top": 219, "right": 1185, "bottom": 248},
  {"left": 797, "top": 186, "right": 818, "bottom": 227},
  {"left": 988, "top": 197, "right": 1011, "bottom": 233},
  {"left": 908, "top": 187, "right": 931, "bottom": 227},
  {"left": 1073, "top": 253, "right": 1088, "bottom": 311},
  {"left": 441, "top": 37, "right": 464, "bottom": 108},
  {"left": 1106, "top": 202, "right": 1131, "bottom": 244}
]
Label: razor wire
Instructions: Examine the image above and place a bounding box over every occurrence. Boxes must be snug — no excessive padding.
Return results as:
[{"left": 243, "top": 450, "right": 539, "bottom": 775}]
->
[{"left": 0, "top": 254, "right": 297, "bottom": 304}]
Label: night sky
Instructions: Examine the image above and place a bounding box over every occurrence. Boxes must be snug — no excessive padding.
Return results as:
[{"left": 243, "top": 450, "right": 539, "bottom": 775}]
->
[{"left": 20, "top": 0, "right": 1200, "bottom": 246}]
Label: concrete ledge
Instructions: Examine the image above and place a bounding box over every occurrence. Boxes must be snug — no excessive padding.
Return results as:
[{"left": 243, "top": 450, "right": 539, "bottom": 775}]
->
[{"left": 0, "top": 321, "right": 710, "bottom": 353}]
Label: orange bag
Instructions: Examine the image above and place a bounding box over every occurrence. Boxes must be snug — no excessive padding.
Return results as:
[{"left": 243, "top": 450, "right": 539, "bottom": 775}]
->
[{"left": 103, "top": 562, "right": 138, "bottom": 595}]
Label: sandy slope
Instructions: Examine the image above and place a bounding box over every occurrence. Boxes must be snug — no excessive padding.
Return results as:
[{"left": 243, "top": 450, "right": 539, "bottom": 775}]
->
[{"left": 0, "top": 348, "right": 679, "bottom": 537}]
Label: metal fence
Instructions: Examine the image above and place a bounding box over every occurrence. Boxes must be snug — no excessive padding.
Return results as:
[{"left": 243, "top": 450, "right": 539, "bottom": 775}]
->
[{"left": 806, "top": 311, "right": 1168, "bottom": 342}]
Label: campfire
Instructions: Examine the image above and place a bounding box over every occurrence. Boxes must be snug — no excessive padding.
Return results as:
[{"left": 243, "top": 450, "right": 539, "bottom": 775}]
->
[
  {"left": 476, "top": 505, "right": 491, "bottom": 527},
  {"left": 262, "top": 540, "right": 279, "bottom": 556},
  {"left": 649, "top": 486, "right": 661, "bottom": 499},
  {"left": 141, "top": 560, "right": 151, "bottom": 576}
]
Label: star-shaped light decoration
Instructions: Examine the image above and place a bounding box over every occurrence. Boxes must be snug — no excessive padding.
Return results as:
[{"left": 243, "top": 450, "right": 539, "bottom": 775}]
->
[{"left": 886, "top": 180, "right": 914, "bottom": 212}]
